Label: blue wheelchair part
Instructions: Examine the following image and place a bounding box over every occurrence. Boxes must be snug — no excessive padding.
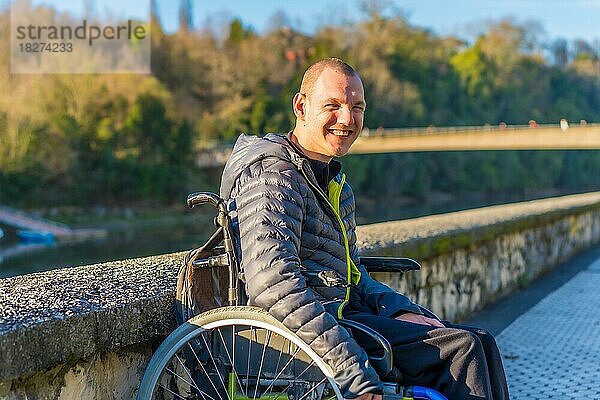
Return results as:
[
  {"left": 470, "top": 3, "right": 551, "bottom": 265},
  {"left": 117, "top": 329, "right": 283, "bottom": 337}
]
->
[{"left": 413, "top": 385, "right": 448, "bottom": 400}]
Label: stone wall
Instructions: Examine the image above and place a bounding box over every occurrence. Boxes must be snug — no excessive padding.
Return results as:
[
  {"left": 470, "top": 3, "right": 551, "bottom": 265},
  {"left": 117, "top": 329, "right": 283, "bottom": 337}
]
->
[
  {"left": 1, "top": 192, "right": 599, "bottom": 399},
  {"left": 357, "top": 193, "right": 600, "bottom": 321}
]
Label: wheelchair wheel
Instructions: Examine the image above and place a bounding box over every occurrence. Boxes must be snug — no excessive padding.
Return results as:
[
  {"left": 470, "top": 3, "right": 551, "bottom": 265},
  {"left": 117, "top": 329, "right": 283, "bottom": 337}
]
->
[{"left": 138, "top": 306, "right": 343, "bottom": 400}]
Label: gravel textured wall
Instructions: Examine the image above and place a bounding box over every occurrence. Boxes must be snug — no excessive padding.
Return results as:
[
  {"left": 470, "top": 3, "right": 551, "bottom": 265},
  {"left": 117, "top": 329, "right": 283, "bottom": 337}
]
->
[{"left": 1, "top": 192, "right": 599, "bottom": 399}]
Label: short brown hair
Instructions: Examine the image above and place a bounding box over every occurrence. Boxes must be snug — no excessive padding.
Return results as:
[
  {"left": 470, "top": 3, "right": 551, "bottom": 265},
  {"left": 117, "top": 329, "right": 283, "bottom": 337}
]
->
[{"left": 299, "top": 58, "right": 360, "bottom": 96}]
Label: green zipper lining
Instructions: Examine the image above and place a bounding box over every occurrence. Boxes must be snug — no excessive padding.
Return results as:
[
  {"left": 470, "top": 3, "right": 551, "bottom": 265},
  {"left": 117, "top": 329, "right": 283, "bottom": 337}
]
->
[
  {"left": 300, "top": 166, "right": 361, "bottom": 319},
  {"left": 327, "top": 173, "right": 362, "bottom": 286}
]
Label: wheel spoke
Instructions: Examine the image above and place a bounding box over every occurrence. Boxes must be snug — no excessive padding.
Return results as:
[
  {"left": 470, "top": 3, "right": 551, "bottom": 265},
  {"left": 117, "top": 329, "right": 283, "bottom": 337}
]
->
[
  {"left": 165, "top": 365, "right": 215, "bottom": 400},
  {"left": 158, "top": 382, "right": 194, "bottom": 400},
  {"left": 272, "top": 332, "right": 286, "bottom": 377},
  {"left": 198, "top": 331, "right": 233, "bottom": 400},
  {"left": 216, "top": 325, "right": 244, "bottom": 393},
  {"left": 260, "top": 344, "right": 303, "bottom": 397},
  {"left": 186, "top": 339, "right": 225, "bottom": 400},
  {"left": 295, "top": 359, "right": 317, "bottom": 381},
  {"left": 297, "top": 377, "right": 328, "bottom": 400},
  {"left": 274, "top": 358, "right": 319, "bottom": 400},
  {"left": 244, "top": 327, "right": 255, "bottom": 397},
  {"left": 252, "top": 330, "right": 272, "bottom": 399},
  {"left": 261, "top": 334, "right": 290, "bottom": 397},
  {"left": 174, "top": 354, "right": 202, "bottom": 393}
]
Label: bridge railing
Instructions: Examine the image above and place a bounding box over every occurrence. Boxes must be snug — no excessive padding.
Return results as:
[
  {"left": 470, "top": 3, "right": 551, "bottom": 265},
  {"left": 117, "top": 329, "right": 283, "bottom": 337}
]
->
[{"left": 361, "top": 122, "right": 599, "bottom": 137}]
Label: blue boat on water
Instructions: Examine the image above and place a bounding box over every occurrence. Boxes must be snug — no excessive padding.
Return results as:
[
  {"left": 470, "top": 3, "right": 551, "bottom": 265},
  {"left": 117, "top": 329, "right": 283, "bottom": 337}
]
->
[
  {"left": 16, "top": 230, "right": 56, "bottom": 245},
  {"left": 0, "top": 228, "right": 4, "bottom": 240}
]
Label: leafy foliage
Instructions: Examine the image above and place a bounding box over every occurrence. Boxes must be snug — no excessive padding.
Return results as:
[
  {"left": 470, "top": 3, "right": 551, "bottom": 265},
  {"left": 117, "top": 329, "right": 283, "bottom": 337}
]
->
[{"left": 0, "top": 7, "right": 598, "bottom": 207}]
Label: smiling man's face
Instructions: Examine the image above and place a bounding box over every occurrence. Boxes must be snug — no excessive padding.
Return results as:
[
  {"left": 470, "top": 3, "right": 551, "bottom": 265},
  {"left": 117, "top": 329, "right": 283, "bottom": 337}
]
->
[{"left": 293, "top": 67, "right": 366, "bottom": 162}]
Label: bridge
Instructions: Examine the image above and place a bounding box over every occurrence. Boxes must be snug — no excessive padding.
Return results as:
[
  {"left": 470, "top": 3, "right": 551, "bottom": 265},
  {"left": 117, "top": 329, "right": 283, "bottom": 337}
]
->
[
  {"left": 196, "top": 124, "right": 600, "bottom": 167},
  {"left": 352, "top": 123, "right": 600, "bottom": 153},
  {"left": 1, "top": 191, "right": 599, "bottom": 398}
]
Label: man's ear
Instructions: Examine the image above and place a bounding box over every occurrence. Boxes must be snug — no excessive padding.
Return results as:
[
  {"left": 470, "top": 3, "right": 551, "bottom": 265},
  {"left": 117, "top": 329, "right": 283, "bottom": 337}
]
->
[{"left": 292, "top": 92, "right": 306, "bottom": 120}]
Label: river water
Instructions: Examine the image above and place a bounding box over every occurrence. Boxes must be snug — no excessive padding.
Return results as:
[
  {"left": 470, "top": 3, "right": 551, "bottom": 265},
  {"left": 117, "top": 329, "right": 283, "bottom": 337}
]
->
[{"left": 0, "top": 189, "right": 591, "bottom": 278}]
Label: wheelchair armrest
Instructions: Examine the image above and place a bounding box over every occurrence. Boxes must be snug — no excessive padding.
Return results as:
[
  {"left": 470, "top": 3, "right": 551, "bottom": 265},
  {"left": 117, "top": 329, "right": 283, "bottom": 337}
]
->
[
  {"left": 338, "top": 319, "right": 393, "bottom": 377},
  {"left": 359, "top": 256, "right": 421, "bottom": 273}
]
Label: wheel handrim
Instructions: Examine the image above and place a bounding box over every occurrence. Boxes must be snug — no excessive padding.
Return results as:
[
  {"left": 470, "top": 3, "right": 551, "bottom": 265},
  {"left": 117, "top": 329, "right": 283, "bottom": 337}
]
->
[{"left": 146, "top": 316, "right": 342, "bottom": 400}]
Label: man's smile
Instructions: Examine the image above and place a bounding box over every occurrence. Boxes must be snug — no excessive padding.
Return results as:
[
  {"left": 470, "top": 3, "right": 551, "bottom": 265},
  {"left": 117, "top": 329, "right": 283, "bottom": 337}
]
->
[{"left": 328, "top": 128, "right": 354, "bottom": 137}]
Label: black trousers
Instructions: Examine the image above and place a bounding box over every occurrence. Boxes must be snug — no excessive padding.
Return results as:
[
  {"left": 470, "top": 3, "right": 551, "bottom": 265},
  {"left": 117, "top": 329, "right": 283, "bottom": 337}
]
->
[{"left": 345, "top": 311, "right": 510, "bottom": 400}]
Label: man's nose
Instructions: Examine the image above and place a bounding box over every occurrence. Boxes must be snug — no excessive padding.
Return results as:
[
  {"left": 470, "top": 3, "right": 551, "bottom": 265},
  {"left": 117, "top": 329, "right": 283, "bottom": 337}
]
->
[{"left": 337, "top": 106, "right": 354, "bottom": 126}]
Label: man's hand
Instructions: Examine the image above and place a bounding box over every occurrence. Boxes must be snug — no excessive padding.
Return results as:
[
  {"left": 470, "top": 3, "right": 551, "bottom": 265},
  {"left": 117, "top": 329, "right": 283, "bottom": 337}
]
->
[
  {"left": 346, "top": 393, "right": 382, "bottom": 400},
  {"left": 395, "top": 312, "right": 445, "bottom": 327}
]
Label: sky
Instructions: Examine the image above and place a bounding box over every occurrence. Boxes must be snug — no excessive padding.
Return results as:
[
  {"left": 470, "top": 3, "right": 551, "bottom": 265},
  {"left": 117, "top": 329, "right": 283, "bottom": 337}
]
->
[{"left": 8, "top": 0, "right": 600, "bottom": 43}]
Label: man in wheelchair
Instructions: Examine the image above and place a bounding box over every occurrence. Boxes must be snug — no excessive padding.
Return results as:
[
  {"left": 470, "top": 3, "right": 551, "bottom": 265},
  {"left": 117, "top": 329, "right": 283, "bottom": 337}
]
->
[{"left": 218, "top": 58, "right": 509, "bottom": 400}]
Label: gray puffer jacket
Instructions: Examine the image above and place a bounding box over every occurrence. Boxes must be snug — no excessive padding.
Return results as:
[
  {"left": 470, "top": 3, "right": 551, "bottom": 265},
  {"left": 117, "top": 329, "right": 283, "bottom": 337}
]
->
[{"left": 220, "top": 133, "right": 424, "bottom": 398}]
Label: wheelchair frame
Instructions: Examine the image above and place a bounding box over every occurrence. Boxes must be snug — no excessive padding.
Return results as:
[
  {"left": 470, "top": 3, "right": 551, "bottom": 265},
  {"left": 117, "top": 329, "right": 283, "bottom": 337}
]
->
[{"left": 137, "top": 192, "right": 447, "bottom": 400}]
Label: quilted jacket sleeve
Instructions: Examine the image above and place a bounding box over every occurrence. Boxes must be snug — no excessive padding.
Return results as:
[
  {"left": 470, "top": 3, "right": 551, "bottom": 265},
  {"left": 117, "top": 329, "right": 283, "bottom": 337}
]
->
[
  {"left": 355, "top": 264, "right": 424, "bottom": 317},
  {"left": 347, "top": 215, "right": 425, "bottom": 319},
  {"left": 234, "top": 163, "right": 382, "bottom": 398}
]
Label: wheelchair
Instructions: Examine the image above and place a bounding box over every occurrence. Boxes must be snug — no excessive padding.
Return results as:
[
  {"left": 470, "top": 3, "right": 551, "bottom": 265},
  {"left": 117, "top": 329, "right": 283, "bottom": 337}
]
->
[{"left": 138, "top": 192, "right": 448, "bottom": 400}]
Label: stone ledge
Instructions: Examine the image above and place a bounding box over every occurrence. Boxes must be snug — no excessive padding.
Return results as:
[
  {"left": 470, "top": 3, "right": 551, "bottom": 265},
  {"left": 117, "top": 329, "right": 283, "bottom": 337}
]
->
[
  {"left": 0, "top": 253, "right": 182, "bottom": 381},
  {"left": 357, "top": 192, "right": 600, "bottom": 258},
  {"left": 1, "top": 191, "right": 599, "bottom": 382}
]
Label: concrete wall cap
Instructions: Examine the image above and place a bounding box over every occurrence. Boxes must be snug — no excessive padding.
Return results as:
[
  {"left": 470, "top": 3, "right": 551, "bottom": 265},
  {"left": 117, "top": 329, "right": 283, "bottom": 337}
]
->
[
  {"left": 357, "top": 192, "right": 600, "bottom": 253},
  {"left": 0, "top": 252, "right": 184, "bottom": 380}
]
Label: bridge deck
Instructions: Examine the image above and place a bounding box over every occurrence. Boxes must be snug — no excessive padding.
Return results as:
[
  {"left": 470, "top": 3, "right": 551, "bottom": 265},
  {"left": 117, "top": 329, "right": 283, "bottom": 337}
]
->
[
  {"left": 196, "top": 125, "right": 600, "bottom": 167},
  {"left": 494, "top": 247, "right": 600, "bottom": 398},
  {"left": 351, "top": 125, "right": 600, "bottom": 154}
]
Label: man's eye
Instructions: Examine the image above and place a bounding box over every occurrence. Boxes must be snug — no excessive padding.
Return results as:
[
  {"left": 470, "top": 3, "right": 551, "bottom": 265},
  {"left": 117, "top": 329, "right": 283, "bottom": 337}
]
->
[
  {"left": 353, "top": 106, "right": 365, "bottom": 112},
  {"left": 325, "top": 104, "right": 339, "bottom": 109}
]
